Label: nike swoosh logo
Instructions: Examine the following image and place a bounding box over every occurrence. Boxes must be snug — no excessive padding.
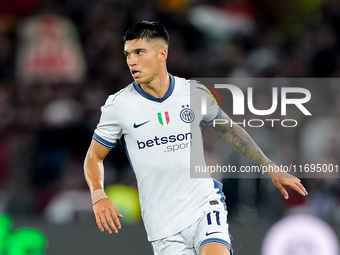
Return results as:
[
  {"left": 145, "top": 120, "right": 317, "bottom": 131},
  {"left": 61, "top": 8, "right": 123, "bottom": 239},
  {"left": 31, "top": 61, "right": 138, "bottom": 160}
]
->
[
  {"left": 205, "top": 231, "right": 222, "bottom": 236},
  {"left": 133, "top": 120, "right": 150, "bottom": 128}
]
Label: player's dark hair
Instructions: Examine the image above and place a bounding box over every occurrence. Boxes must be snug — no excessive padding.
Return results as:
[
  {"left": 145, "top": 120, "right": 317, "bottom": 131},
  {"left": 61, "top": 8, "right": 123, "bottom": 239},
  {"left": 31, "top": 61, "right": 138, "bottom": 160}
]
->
[{"left": 122, "top": 21, "right": 169, "bottom": 45}]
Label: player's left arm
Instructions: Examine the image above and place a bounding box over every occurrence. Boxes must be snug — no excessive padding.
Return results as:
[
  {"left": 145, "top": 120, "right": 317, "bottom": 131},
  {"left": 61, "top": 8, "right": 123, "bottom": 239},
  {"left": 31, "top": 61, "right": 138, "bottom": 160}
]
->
[{"left": 210, "top": 110, "right": 308, "bottom": 199}]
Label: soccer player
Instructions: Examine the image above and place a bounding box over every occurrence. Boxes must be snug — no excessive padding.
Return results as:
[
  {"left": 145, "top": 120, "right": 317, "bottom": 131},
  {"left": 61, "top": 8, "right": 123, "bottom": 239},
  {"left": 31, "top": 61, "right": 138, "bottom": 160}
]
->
[{"left": 84, "top": 21, "right": 308, "bottom": 255}]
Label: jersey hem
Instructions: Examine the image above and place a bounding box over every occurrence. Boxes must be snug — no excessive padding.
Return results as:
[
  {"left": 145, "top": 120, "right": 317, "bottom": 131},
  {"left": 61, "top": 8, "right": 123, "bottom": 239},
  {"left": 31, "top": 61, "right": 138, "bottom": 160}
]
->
[
  {"left": 146, "top": 185, "right": 225, "bottom": 242},
  {"left": 146, "top": 206, "right": 206, "bottom": 241}
]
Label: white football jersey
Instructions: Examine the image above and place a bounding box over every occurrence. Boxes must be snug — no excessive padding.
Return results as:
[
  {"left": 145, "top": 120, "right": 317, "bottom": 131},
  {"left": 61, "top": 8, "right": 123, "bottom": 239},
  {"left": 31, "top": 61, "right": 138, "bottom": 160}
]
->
[{"left": 94, "top": 74, "right": 226, "bottom": 241}]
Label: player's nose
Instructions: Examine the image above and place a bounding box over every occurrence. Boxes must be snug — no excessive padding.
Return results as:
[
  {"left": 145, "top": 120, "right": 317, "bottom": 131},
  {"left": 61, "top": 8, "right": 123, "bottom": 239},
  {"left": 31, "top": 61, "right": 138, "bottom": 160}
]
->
[{"left": 127, "top": 54, "right": 137, "bottom": 66}]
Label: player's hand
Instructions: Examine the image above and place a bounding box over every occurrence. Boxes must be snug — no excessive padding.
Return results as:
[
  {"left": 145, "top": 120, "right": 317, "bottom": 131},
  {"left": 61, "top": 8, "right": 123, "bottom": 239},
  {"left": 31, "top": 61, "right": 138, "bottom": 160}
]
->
[
  {"left": 269, "top": 170, "right": 308, "bottom": 199},
  {"left": 93, "top": 198, "right": 123, "bottom": 234}
]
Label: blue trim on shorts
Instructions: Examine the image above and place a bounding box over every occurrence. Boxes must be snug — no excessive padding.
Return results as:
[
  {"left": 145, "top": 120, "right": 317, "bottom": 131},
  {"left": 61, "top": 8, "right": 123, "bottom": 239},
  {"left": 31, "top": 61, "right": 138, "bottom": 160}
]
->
[
  {"left": 93, "top": 133, "right": 115, "bottom": 148},
  {"left": 200, "top": 238, "right": 232, "bottom": 254},
  {"left": 228, "top": 225, "right": 233, "bottom": 254},
  {"left": 213, "top": 179, "right": 227, "bottom": 210}
]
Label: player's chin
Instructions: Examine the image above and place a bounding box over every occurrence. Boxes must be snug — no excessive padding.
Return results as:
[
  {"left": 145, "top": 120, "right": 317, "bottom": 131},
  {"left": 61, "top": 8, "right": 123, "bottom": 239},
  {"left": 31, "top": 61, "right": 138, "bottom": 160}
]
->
[
  {"left": 132, "top": 76, "right": 142, "bottom": 83},
  {"left": 134, "top": 77, "right": 148, "bottom": 84}
]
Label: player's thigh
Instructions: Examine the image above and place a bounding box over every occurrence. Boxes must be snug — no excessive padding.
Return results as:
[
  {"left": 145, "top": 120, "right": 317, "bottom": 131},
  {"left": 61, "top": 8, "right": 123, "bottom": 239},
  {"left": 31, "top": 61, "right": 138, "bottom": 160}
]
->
[
  {"left": 151, "top": 232, "right": 196, "bottom": 255},
  {"left": 193, "top": 209, "right": 233, "bottom": 255},
  {"left": 200, "top": 243, "right": 230, "bottom": 255}
]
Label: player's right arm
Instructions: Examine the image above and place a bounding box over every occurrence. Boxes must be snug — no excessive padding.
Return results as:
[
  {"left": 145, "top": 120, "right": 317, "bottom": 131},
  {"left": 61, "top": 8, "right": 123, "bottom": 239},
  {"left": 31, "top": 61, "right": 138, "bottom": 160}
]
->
[{"left": 84, "top": 139, "right": 123, "bottom": 234}]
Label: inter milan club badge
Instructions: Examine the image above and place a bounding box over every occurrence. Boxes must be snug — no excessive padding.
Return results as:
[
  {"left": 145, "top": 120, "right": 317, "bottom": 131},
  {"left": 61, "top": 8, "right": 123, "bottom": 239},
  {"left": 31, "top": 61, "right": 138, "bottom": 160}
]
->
[{"left": 180, "top": 105, "right": 195, "bottom": 123}]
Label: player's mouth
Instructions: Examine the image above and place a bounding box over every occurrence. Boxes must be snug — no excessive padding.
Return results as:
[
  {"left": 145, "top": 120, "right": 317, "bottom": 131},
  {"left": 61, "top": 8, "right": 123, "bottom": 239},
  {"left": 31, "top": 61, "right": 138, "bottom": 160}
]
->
[{"left": 131, "top": 69, "right": 141, "bottom": 78}]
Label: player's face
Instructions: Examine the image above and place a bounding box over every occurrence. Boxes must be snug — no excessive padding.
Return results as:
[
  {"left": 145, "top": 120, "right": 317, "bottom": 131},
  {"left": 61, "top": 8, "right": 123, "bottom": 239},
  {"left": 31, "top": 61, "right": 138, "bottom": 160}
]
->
[{"left": 124, "top": 38, "right": 167, "bottom": 84}]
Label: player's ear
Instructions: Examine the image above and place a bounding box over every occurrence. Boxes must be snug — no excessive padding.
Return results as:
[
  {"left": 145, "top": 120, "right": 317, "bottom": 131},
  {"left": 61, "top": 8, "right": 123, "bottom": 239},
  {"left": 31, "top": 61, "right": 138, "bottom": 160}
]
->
[{"left": 159, "top": 47, "right": 168, "bottom": 62}]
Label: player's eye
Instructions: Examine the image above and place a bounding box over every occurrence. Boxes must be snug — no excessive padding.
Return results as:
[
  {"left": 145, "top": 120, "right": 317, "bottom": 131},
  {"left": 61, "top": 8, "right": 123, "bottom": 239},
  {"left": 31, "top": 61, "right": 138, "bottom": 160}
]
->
[{"left": 137, "top": 51, "right": 143, "bottom": 55}]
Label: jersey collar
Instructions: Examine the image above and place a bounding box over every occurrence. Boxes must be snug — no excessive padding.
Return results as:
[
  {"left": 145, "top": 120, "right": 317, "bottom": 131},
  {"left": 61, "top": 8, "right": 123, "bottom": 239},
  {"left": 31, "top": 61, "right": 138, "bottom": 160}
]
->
[{"left": 133, "top": 74, "right": 175, "bottom": 103}]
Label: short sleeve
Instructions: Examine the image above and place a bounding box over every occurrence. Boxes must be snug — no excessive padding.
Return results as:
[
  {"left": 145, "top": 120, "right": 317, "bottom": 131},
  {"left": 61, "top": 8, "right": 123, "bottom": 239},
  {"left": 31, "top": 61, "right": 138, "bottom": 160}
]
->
[
  {"left": 93, "top": 96, "right": 122, "bottom": 148},
  {"left": 194, "top": 84, "right": 221, "bottom": 125}
]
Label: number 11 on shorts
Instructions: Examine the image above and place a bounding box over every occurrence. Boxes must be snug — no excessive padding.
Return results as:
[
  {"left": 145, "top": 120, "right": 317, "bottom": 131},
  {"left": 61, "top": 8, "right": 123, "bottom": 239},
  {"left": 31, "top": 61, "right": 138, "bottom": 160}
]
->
[{"left": 207, "top": 211, "right": 220, "bottom": 225}]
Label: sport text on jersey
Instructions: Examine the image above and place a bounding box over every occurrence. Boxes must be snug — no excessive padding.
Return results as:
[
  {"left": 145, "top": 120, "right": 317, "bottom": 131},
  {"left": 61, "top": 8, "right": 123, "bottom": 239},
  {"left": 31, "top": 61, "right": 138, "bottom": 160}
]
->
[{"left": 137, "top": 132, "right": 193, "bottom": 152}]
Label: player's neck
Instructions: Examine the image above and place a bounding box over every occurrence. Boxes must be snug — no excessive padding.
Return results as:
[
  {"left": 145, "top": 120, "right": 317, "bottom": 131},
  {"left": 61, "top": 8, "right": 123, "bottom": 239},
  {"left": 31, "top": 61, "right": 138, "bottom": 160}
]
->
[{"left": 140, "top": 70, "right": 170, "bottom": 99}]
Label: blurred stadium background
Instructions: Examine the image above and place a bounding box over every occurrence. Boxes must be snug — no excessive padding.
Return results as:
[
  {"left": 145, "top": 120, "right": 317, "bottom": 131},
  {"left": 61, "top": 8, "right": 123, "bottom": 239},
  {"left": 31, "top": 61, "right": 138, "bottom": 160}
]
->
[{"left": 0, "top": 0, "right": 340, "bottom": 254}]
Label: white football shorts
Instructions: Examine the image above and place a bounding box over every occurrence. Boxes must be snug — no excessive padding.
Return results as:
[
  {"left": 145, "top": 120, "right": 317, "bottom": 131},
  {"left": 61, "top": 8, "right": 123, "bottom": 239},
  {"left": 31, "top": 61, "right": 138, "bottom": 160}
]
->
[{"left": 151, "top": 201, "right": 233, "bottom": 255}]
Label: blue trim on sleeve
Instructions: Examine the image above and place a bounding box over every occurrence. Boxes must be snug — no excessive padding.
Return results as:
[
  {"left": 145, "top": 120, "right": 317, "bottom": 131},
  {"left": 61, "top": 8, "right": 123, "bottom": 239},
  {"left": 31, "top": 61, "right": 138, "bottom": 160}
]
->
[
  {"left": 213, "top": 179, "right": 227, "bottom": 210},
  {"left": 133, "top": 74, "right": 175, "bottom": 103},
  {"left": 200, "top": 238, "right": 232, "bottom": 254},
  {"left": 93, "top": 133, "right": 115, "bottom": 148}
]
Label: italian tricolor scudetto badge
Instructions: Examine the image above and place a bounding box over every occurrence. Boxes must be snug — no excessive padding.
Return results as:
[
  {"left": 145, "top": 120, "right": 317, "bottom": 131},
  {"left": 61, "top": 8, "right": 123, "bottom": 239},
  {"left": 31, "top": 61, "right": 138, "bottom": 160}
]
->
[{"left": 158, "top": 111, "right": 170, "bottom": 126}]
